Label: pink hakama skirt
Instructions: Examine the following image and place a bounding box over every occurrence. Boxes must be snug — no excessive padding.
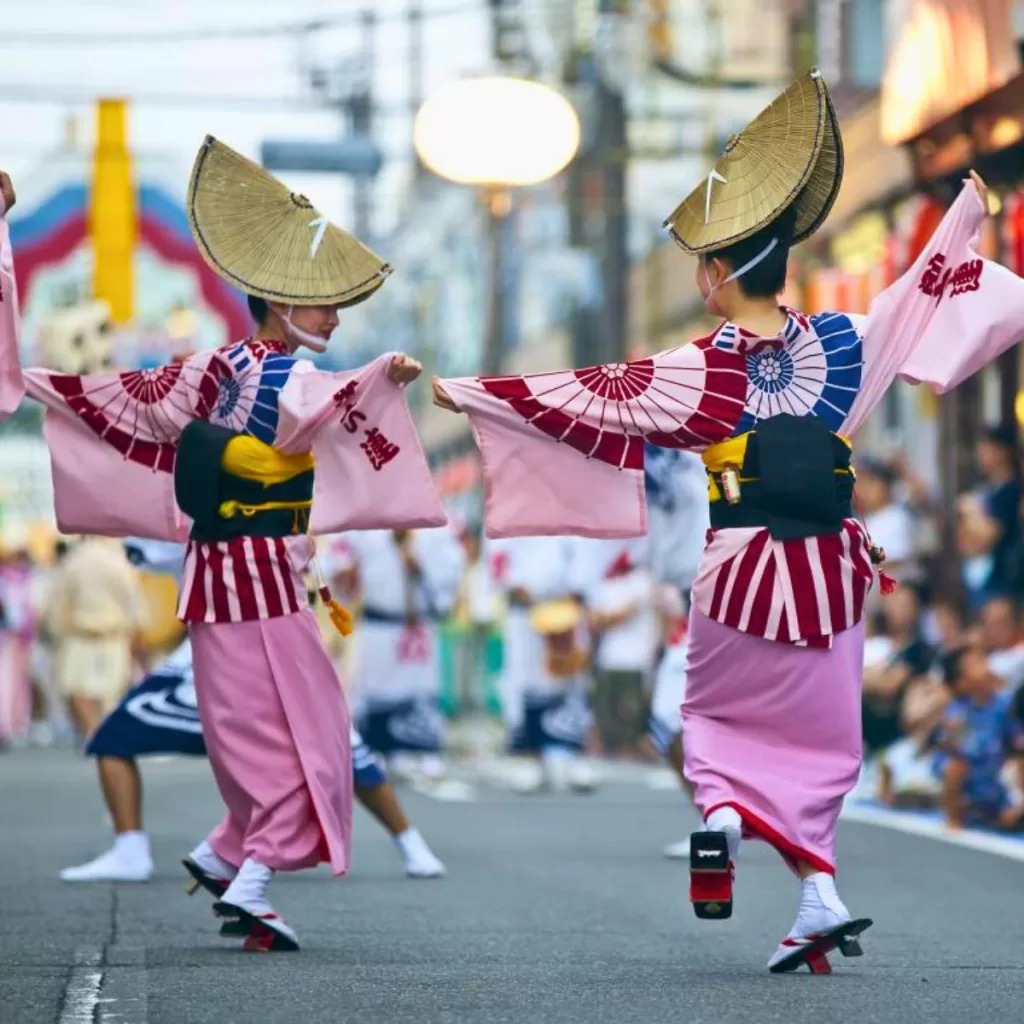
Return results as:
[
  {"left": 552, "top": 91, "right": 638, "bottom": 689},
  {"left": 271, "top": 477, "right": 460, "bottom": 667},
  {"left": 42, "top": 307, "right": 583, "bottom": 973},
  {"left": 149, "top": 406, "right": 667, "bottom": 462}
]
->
[
  {"left": 681, "top": 609, "right": 864, "bottom": 875},
  {"left": 190, "top": 609, "right": 353, "bottom": 875}
]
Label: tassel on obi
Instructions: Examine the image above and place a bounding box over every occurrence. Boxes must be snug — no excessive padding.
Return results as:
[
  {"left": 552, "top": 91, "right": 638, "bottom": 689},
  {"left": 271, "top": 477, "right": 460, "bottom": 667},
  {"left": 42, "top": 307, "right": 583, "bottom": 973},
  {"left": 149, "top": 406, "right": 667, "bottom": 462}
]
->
[
  {"left": 309, "top": 551, "right": 354, "bottom": 637},
  {"left": 320, "top": 587, "right": 354, "bottom": 637},
  {"left": 868, "top": 542, "right": 898, "bottom": 596}
]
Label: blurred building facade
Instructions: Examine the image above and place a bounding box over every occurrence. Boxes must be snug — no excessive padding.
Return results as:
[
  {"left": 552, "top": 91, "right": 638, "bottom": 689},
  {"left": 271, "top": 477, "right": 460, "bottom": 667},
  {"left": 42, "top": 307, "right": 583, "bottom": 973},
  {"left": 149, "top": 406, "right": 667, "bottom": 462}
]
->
[
  {"left": 415, "top": 1, "right": 1024, "bottom": 542},
  {"left": 795, "top": 0, "right": 1024, "bottom": 596}
]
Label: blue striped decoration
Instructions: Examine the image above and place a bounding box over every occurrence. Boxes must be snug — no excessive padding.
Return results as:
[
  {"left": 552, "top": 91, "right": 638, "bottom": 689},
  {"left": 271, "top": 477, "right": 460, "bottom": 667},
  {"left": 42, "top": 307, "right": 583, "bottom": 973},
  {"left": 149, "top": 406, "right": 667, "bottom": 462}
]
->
[
  {"left": 730, "top": 311, "right": 864, "bottom": 436},
  {"left": 808, "top": 311, "right": 864, "bottom": 431},
  {"left": 244, "top": 353, "right": 296, "bottom": 444}
]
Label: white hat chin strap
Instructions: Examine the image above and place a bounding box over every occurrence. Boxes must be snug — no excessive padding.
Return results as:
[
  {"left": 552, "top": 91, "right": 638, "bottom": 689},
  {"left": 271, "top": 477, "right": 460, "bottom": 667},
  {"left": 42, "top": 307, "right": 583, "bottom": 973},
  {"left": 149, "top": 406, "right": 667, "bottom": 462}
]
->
[
  {"left": 704, "top": 237, "right": 780, "bottom": 298},
  {"left": 283, "top": 305, "right": 328, "bottom": 353}
]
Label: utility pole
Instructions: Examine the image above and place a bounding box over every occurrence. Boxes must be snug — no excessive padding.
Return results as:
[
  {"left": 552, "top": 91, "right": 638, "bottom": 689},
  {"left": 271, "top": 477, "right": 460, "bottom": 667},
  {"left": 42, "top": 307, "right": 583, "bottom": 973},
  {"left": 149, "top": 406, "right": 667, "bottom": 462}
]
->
[
  {"left": 703, "top": 0, "right": 725, "bottom": 176},
  {"left": 261, "top": 13, "right": 383, "bottom": 239},
  {"left": 599, "top": 66, "right": 629, "bottom": 367},
  {"left": 351, "top": 10, "right": 377, "bottom": 242},
  {"left": 480, "top": 0, "right": 529, "bottom": 376},
  {"left": 409, "top": 1, "right": 425, "bottom": 179},
  {"left": 565, "top": 1, "right": 630, "bottom": 367}
]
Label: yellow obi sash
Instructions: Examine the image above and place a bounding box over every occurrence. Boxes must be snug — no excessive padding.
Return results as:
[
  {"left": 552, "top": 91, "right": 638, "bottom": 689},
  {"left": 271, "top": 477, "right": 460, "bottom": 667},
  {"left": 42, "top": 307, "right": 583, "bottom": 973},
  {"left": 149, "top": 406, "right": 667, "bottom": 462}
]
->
[
  {"left": 217, "top": 435, "right": 353, "bottom": 637},
  {"left": 702, "top": 430, "right": 854, "bottom": 503},
  {"left": 218, "top": 436, "right": 315, "bottom": 528}
]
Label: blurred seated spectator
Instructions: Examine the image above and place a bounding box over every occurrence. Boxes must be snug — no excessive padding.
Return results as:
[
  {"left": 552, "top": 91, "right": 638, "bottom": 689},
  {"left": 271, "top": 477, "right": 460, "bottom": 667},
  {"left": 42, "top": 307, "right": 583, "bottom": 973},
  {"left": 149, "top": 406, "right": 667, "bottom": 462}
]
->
[
  {"left": 934, "top": 644, "right": 1024, "bottom": 832},
  {"left": 978, "top": 595, "right": 1024, "bottom": 691},
  {"left": 922, "top": 599, "right": 966, "bottom": 653},
  {"left": 862, "top": 585, "right": 935, "bottom": 758},
  {"left": 874, "top": 591, "right": 971, "bottom": 809},
  {"left": 880, "top": 670, "right": 949, "bottom": 809}
]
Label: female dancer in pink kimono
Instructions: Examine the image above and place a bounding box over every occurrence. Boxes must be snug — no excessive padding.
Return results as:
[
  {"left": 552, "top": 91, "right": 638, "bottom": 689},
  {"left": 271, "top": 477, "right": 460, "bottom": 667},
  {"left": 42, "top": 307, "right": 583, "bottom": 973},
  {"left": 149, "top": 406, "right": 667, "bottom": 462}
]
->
[
  {"left": 0, "top": 141, "right": 448, "bottom": 951},
  {"left": 431, "top": 71, "right": 1024, "bottom": 973}
]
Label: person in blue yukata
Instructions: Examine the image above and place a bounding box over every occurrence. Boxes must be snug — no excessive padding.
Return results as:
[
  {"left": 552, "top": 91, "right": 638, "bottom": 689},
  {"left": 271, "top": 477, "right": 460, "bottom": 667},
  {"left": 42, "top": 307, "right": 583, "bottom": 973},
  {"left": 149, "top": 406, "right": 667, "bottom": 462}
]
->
[{"left": 935, "top": 644, "right": 1024, "bottom": 831}]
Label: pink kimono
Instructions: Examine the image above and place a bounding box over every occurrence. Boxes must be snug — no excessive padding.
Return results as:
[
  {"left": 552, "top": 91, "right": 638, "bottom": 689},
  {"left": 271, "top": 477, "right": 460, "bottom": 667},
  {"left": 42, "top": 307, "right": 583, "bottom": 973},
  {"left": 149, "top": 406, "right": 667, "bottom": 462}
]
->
[
  {"left": 0, "top": 202, "right": 447, "bottom": 875},
  {"left": 441, "top": 183, "right": 1024, "bottom": 874}
]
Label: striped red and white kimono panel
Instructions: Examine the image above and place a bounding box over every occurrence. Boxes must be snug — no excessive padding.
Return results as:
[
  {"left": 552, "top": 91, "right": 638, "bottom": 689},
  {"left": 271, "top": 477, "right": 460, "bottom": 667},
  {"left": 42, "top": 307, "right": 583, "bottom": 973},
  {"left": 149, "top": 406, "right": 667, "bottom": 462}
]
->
[
  {"left": 692, "top": 520, "right": 875, "bottom": 649},
  {"left": 178, "top": 535, "right": 313, "bottom": 624}
]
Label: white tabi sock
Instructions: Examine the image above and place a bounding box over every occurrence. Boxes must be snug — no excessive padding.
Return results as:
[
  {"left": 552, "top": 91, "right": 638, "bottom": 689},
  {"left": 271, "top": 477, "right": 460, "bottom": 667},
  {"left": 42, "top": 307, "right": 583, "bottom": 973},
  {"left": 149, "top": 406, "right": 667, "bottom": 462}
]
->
[
  {"left": 187, "top": 839, "right": 238, "bottom": 881},
  {"left": 60, "top": 832, "right": 153, "bottom": 882},
  {"left": 221, "top": 858, "right": 274, "bottom": 914},
  {"left": 395, "top": 828, "right": 446, "bottom": 877},
  {"left": 705, "top": 806, "right": 742, "bottom": 862},
  {"left": 395, "top": 827, "right": 426, "bottom": 857},
  {"left": 788, "top": 872, "right": 851, "bottom": 938},
  {"left": 113, "top": 831, "right": 151, "bottom": 860}
]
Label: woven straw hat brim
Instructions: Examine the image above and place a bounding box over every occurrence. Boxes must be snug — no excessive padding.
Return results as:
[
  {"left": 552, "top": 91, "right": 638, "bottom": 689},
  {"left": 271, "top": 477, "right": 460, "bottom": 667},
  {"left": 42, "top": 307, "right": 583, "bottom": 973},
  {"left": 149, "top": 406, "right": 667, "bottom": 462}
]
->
[
  {"left": 529, "top": 599, "right": 583, "bottom": 636},
  {"left": 187, "top": 136, "right": 392, "bottom": 308},
  {"left": 663, "top": 70, "right": 844, "bottom": 255}
]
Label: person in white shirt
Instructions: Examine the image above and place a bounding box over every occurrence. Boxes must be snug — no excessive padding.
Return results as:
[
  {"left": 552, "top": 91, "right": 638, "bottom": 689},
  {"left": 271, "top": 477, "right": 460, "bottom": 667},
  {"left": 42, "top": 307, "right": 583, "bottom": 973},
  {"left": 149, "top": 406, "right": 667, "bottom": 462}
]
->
[
  {"left": 641, "top": 446, "right": 710, "bottom": 859},
  {"left": 45, "top": 536, "right": 149, "bottom": 739},
  {"left": 452, "top": 522, "right": 502, "bottom": 718},
  {"left": 491, "top": 535, "right": 598, "bottom": 792},
  {"left": 586, "top": 538, "right": 659, "bottom": 757},
  {"left": 331, "top": 528, "right": 464, "bottom": 782}
]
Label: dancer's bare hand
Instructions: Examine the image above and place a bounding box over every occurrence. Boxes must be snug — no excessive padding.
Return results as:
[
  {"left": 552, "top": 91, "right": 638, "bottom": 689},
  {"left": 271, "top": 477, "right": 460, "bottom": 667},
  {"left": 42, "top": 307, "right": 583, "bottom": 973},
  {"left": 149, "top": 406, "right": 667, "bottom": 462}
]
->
[
  {"left": 0, "top": 172, "right": 15, "bottom": 215},
  {"left": 387, "top": 353, "right": 422, "bottom": 386},
  {"left": 967, "top": 169, "right": 990, "bottom": 212},
  {"left": 432, "top": 376, "right": 461, "bottom": 413}
]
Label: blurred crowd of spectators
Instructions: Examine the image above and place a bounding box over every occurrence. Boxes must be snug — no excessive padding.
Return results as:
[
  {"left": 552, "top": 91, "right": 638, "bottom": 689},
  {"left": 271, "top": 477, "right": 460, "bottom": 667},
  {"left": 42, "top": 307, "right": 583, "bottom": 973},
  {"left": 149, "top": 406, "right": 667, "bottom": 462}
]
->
[
  {"left": 7, "top": 427, "right": 1024, "bottom": 841},
  {"left": 858, "top": 426, "right": 1024, "bottom": 832}
]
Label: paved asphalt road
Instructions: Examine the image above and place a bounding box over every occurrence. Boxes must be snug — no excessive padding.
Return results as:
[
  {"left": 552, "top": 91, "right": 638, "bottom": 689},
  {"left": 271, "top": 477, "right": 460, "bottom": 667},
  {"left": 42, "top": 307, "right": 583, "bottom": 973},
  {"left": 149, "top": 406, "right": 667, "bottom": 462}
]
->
[{"left": 2, "top": 750, "right": 1023, "bottom": 1024}]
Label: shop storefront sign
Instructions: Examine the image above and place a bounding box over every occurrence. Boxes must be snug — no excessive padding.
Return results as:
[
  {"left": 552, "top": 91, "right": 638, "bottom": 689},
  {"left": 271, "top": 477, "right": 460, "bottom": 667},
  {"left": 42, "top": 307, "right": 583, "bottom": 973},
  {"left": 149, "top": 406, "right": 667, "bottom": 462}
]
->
[{"left": 881, "top": 0, "right": 1019, "bottom": 145}]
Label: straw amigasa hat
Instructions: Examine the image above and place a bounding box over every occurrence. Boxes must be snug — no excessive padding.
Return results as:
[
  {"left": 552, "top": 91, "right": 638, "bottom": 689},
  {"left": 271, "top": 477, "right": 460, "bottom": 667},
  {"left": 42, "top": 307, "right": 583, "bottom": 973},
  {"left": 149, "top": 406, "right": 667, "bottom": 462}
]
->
[
  {"left": 530, "top": 599, "right": 590, "bottom": 680},
  {"left": 187, "top": 136, "right": 392, "bottom": 307},
  {"left": 663, "top": 69, "right": 843, "bottom": 254}
]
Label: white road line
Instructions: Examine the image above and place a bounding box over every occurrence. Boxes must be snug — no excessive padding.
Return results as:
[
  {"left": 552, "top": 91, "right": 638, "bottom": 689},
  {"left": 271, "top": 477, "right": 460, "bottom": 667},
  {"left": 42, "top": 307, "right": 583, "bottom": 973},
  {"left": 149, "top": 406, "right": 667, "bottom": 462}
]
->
[
  {"left": 59, "top": 951, "right": 104, "bottom": 1024},
  {"left": 841, "top": 802, "right": 1024, "bottom": 863},
  {"left": 412, "top": 779, "right": 477, "bottom": 802}
]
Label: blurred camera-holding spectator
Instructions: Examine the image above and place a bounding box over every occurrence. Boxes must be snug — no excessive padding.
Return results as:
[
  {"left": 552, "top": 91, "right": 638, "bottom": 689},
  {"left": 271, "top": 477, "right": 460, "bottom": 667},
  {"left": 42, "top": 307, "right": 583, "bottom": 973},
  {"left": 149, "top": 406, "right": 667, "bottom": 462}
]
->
[
  {"left": 862, "top": 586, "right": 935, "bottom": 757},
  {"left": 935, "top": 644, "right": 1024, "bottom": 831},
  {"left": 958, "top": 426, "right": 1021, "bottom": 610},
  {"left": 856, "top": 458, "right": 919, "bottom": 582}
]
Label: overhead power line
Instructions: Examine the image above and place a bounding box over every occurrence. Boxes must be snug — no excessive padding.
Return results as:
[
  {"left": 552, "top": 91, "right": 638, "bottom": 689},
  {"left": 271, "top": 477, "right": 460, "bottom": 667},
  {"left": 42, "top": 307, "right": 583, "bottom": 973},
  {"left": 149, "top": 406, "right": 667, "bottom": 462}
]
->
[
  {"left": 0, "top": 83, "right": 417, "bottom": 114},
  {"left": 0, "top": 2, "right": 481, "bottom": 46}
]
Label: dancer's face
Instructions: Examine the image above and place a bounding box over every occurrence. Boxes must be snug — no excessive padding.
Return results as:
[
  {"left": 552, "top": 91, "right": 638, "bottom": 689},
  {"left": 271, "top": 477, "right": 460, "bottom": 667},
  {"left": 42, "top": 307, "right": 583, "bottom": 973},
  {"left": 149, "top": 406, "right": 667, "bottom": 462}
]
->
[{"left": 279, "top": 303, "right": 341, "bottom": 344}]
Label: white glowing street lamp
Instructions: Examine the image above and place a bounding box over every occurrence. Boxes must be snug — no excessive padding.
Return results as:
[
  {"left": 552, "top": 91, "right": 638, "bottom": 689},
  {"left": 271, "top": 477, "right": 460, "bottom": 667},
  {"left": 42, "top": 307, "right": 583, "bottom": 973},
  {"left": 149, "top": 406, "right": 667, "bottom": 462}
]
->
[
  {"left": 413, "top": 76, "right": 581, "bottom": 187},
  {"left": 413, "top": 76, "right": 582, "bottom": 374}
]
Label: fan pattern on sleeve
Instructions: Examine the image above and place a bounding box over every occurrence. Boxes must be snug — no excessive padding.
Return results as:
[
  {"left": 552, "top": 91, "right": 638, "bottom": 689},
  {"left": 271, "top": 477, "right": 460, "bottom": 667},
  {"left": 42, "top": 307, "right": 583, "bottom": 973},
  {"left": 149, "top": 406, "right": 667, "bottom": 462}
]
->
[
  {"left": 39, "top": 340, "right": 301, "bottom": 472},
  {"left": 478, "top": 310, "right": 864, "bottom": 460},
  {"left": 479, "top": 341, "right": 748, "bottom": 466}
]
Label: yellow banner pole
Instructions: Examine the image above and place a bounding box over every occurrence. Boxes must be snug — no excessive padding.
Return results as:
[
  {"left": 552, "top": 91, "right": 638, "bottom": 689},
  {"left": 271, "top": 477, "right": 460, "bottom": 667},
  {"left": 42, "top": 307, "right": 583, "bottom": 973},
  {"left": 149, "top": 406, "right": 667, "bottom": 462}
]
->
[{"left": 90, "top": 99, "right": 136, "bottom": 324}]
